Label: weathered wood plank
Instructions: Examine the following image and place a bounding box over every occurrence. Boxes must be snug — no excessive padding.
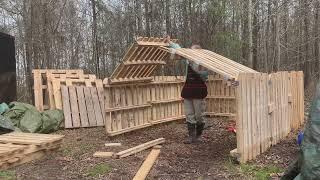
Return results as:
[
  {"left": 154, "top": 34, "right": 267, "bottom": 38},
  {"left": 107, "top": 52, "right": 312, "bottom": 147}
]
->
[
  {"left": 61, "top": 86, "right": 72, "bottom": 128},
  {"left": 76, "top": 86, "right": 89, "bottom": 127},
  {"left": 84, "top": 87, "right": 97, "bottom": 126},
  {"left": 132, "top": 148, "right": 161, "bottom": 180}
]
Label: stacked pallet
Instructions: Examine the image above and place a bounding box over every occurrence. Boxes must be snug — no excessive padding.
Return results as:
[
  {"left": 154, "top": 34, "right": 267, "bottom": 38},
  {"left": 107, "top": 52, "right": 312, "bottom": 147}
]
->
[
  {"left": 0, "top": 133, "right": 64, "bottom": 170},
  {"left": 33, "top": 69, "right": 101, "bottom": 111},
  {"left": 33, "top": 69, "right": 105, "bottom": 129}
]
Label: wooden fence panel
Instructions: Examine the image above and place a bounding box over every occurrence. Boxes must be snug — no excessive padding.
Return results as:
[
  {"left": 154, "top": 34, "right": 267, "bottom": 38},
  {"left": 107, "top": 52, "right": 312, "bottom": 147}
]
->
[{"left": 236, "top": 71, "right": 304, "bottom": 163}]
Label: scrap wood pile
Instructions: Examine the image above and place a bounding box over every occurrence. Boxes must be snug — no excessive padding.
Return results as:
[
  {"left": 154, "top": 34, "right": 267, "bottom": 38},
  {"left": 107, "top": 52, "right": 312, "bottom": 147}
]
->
[
  {"left": 0, "top": 132, "right": 64, "bottom": 170},
  {"left": 33, "top": 69, "right": 105, "bottom": 129},
  {"left": 93, "top": 138, "right": 165, "bottom": 180}
]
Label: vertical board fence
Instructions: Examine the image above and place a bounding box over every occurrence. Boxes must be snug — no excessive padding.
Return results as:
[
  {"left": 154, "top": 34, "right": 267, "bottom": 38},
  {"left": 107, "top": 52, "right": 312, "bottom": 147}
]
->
[{"left": 236, "top": 71, "right": 304, "bottom": 163}]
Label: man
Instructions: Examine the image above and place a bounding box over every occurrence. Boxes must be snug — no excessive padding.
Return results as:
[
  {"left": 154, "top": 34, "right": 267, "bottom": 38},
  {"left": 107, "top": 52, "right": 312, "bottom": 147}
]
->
[
  {"left": 281, "top": 82, "right": 320, "bottom": 180},
  {"left": 164, "top": 36, "right": 209, "bottom": 144}
]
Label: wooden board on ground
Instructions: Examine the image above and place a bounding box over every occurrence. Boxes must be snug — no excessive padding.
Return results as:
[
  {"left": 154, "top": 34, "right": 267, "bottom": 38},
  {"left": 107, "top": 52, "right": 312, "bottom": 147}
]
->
[
  {"left": 61, "top": 85, "right": 105, "bottom": 129},
  {"left": 115, "top": 138, "right": 165, "bottom": 158},
  {"left": 93, "top": 152, "right": 114, "bottom": 158},
  {"left": 133, "top": 147, "right": 161, "bottom": 180},
  {"left": 105, "top": 143, "right": 122, "bottom": 147}
]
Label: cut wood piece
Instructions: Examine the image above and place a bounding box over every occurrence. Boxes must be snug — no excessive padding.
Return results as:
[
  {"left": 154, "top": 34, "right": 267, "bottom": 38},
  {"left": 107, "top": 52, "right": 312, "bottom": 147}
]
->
[
  {"left": 132, "top": 148, "right": 161, "bottom": 180},
  {"left": 93, "top": 152, "right": 114, "bottom": 158},
  {"left": 230, "top": 148, "right": 240, "bottom": 162},
  {"left": 115, "top": 138, "right": 165, "bottom": 158},
  {"left": 105, "top": 143, "right": 122, "bottom": 147}
]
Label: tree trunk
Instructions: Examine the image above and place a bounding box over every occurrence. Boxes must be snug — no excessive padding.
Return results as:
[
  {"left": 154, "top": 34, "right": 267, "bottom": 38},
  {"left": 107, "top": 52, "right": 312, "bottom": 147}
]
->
[
  {"left": 274, "top": 0, "right": 281, "bottom": 71},
  {"left": 91, "top": 0, "right": 99, "bottom": 77},
  {"left": 248, "top": 0, "right": 253, "bottom": 68},
  {"left": 314, "top": 1, "right": 320, "bottom": 79},
  {"left": 165, "top": 0, "right": 171, "bottom": 35},
  {"left": 144, "top": 0, "right": 150, "bottom": 36}
]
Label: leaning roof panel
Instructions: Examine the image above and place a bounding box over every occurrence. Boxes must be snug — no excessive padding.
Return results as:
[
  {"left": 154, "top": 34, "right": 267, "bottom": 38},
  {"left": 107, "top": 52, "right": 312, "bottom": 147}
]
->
[{"left": 109, "top": 37, "right": 257, "bottom": 84}]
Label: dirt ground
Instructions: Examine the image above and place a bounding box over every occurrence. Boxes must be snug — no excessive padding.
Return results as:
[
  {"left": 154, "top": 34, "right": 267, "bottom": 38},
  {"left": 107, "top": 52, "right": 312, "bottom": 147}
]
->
[{"left": 10, "top": 118, "right": 301, "bottom": 180}]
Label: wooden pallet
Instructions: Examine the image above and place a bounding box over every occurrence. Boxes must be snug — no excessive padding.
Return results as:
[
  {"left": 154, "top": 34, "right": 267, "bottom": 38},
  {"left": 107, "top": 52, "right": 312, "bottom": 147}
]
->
[
  {"left": 0, "top": 133, "right": 64, "bottom": 170},
  {"left": 33, "top": 69, "right": 94, "bottom": 111},
  {"left": 51, "top": 76, "right": 102, "bottom": 110},
  {"left": 61, "top": 85, "right": 105, "bottom": 128},
  {"left": 109, "top": 37, "right": 178, "bottom": 84}
]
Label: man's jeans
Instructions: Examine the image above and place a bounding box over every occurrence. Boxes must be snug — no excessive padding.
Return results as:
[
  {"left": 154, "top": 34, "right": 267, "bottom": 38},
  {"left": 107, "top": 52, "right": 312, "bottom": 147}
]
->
[{"left": 184, "top": 99, "right": 206, "bottom": 124}]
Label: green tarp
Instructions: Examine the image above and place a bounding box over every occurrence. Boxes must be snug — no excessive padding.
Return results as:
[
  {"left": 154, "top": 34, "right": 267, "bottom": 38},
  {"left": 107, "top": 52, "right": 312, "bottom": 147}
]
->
[
  {"left": 282, "top": 83, "right": 320, "bottom": 180},
  {"left": 0, "top": 102, "right": 63, "bottom": 134}
]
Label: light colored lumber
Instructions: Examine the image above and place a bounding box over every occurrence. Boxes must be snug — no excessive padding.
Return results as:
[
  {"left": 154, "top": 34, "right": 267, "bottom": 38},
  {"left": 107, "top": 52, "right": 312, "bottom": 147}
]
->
[
  {"left": 84, "top": 87, "right": 96, "bottom": 126},
  {"left": 76, "top": 86, "right": 90, "bottom": 127},
  {"left": 132, "top": 148, "right": 161, "bottom": 180},
  {"left": 115, "top": 138, "right": 165, "bottom": 158},
  {"left": 90, "top": 87, "right": 104, "bottom": 126},
  {"left": 61, "top": 86, "right": 73, "bottom": 128},
  {"left": 105, "top": 143, "right": 122, "bottom": 147},
  {"left": 93, "top": 152, "right": 114, "bottom": 158},
  {"left": 69, "top": 86, "right": 80, "bottom": 128}
]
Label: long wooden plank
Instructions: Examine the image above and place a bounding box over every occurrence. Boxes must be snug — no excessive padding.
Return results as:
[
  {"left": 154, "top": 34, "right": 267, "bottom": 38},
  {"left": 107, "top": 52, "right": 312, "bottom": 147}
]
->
[
  {"left": 115, "top": 138, "right": 165, "bottom": 158},
  {"left": 61, "top": 86, "right": 73, "bottom": 128},
  {"left": 76, "top": 86, "right": 89, "bottom": 127},
  {"left": 236, "top": 73, "right": 244, "bottom": 162},
  {"left": 105, "top": 87, "right": 112, "bottom": 133},
  {"left": 52, "top": 79, "right": 63, "bottom": 109},
  {"left": 69, "top": 86, "right": 80, "bottom": 128},
  {"left": 84, "top": 87, "right": 97, "bottom": 126},
  {"left": 132, "top": 148, "right": 161, "bottom": 180},
  {"left": 251, "top": 74, "right": 257, "bottom": 159},
  {"left": 91, "top": 87, "right": 104, "bottom": 126},
  {"left": 33, "top": 71, "right": 43, "bottom": 111}
]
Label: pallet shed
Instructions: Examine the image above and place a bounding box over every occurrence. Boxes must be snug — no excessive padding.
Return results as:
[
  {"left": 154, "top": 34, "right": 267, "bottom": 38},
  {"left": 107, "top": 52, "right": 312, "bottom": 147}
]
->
[{"left": 103, "top": 37, "right": 304, "bottom": 163}]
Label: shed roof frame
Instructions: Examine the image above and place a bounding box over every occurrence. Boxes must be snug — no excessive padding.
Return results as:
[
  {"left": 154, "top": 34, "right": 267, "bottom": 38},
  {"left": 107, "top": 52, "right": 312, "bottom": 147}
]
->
[{"left": 108, "top": 37, "right": 257, "bottom": 84}]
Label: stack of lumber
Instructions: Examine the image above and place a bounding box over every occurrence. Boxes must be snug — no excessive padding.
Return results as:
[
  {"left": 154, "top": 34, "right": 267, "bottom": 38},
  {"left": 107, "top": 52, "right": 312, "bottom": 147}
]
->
[
  {"left": 33, "top": 69, "right": 102, "bottom": 111},
  {"left": 0, "top": 132, "right": 64, "bottom": 170}
]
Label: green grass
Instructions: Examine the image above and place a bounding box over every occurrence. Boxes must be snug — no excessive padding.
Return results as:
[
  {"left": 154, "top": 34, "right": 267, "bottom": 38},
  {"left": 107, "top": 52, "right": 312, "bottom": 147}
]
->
[
  {"left": 0, "top": 171, "right": 16, "bottom": 180},
  {"left": 87, "top": 164, "right": 112, "bottom": 177},
  {"left": 239, "top": 163, "right": 283, "bottom": 180},
  {"left": 224, "top": 158, "right": 283, "bottom": 180}
]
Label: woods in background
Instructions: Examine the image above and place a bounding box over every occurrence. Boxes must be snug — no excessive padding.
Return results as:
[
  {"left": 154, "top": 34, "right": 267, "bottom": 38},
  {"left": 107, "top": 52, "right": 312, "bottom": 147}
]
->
[{"left": 0, "top": 0, "right": 320, "bottom": 102}]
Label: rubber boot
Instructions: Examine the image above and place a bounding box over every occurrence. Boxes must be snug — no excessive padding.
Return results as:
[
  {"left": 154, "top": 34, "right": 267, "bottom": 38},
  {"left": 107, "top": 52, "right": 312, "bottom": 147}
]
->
[
  {"left": 194, "top": 122, "right": 205, "bottom": 143},
  {"left": 196, "top": 122, "right": 205, "bottom": 139},
  {"left": 184, "top": 123, "right": 197, "bottom": 144}
]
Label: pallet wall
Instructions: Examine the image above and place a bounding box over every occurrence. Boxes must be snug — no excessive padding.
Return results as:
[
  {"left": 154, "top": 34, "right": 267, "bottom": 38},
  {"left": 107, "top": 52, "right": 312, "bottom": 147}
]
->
[
  {"left": 206, "top": 74, "right": 236, "bottom": 117},
  {"left": 104, "top": 75, "right": 235, "bottom": 136},
  {"left": 104, "top": 76, "right": 186, "bottom": 136},
  {"left": 236, "top": 71, "right": 304, "bottom": 163}
]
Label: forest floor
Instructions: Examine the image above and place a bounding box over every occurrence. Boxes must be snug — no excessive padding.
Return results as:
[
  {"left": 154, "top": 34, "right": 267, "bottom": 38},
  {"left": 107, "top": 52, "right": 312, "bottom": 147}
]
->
[{"left": 2, "top": 117, "right": 301, "bottom": 180}]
